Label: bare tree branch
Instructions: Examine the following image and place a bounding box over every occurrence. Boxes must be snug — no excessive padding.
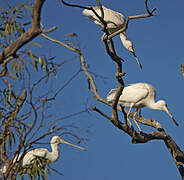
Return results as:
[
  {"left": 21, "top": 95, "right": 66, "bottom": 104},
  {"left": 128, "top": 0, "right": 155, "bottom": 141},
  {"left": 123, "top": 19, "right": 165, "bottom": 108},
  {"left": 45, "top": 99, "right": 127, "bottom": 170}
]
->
[
  {"left": 181, "top": 62, "right": 184, "bottom": 77},
  {"left": 108, "top": 0, "right": 157, "bottom": 39},
  {"left": 41, "top": 33, "right": 77, "bottom": 53},
  {"left": 53, "top": 12, "right": 184, "bottom": 177}
]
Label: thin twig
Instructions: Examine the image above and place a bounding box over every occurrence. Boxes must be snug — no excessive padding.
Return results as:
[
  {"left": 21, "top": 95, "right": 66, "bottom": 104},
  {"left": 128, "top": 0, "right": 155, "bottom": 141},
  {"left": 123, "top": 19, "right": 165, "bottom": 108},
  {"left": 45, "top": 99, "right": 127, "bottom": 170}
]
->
[{"left": 41, "top": 33, "right": 77, "bottom": 53}]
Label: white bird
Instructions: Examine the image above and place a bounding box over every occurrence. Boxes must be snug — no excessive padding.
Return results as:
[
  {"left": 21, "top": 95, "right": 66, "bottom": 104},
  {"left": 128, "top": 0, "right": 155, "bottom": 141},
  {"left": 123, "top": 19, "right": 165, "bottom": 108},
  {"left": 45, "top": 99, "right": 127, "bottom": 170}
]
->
[
  {"left": 1, "top": 136, "right": 85, "bottom": 173},
  {"left": 83, "top": 6, "right": 142, "bottom": 69},
  {"left": 107, "top": 82, "right": 179, "bottom": 132}
]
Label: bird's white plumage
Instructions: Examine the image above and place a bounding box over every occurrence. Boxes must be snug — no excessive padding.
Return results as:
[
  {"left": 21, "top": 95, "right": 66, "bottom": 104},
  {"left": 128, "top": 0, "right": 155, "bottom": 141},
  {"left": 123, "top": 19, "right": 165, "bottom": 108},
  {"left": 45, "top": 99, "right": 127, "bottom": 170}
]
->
[
  {"left": 83, "top": 6, "right": 125, "bottom": 32},
  {"left": 20, "top": 136, "right": 62, "bottom": 167},
  {"left": 1, "top": 136, "right": 85, "bottom": 173},
  {"left": 107, "top": 83, "right": 155, "bottom": 108},
  {"left": 83, "top": 6, "right": 142, "bottom": 68},
  {"left": 107, "top": 82, "right": 178, "bottom": 130},
  {"left": 22, "top": 148, "right": 56, "bottom": 166}
]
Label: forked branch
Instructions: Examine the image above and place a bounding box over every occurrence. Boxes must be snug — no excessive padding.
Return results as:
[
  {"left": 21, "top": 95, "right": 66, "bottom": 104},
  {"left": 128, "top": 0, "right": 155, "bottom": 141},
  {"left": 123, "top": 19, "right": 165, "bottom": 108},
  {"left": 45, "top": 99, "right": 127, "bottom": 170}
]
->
[
  {"left": 108, "top": 0, "right": 157, "bottom": 39},
  {"left": 56, "top": 1, "right": 184, "bottom": 177}
]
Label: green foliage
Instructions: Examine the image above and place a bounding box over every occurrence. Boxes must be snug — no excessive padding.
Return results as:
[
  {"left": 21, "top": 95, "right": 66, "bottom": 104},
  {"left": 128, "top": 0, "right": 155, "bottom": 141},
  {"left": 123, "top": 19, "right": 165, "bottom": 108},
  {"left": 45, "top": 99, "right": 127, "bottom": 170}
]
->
[
  {"left": 10, "top": 57, "right": 24, "bottom": 78},
  {"left": 0, "top": 2, "right": 31, "bottom": 48},
  {"left": 0, "top": 82, "right": 28, "bottom": 150},
  {"left": 8, "top": 43, "right": 56, "bottom": 79},
  {"left": 0, "top": 1, "right": 56, "bottom": 79},
  {"left": 0, "top": 1, "right": 68, "bottom": 180},
  {"left": 19, "top": 157, "right": 51, "bottom": 180},
  {"left": 17, "top": 156, "right": 64, "bottom": 179}
]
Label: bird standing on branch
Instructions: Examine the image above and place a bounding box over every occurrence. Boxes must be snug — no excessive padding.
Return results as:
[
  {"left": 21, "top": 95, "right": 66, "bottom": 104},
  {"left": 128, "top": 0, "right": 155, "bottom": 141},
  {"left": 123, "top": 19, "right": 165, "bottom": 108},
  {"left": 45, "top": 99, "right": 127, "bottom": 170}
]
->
[{"left": 107, "top": 82, "right": 179, "bottom": 132}]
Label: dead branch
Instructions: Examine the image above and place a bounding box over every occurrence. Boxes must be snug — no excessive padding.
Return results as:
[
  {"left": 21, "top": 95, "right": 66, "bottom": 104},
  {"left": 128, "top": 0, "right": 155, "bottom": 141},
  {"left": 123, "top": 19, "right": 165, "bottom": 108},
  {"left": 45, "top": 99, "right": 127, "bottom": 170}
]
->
[
  {"left": 41, "top": 33, "right": 77, "bottom": 53},
  {"left": 108, "top": 0, "right": 157, "bottom": 39},
  {"left": 61, "top": 0, "right": 89, "bottom": 10},
  {"left": 21, "top": 0, "right": 184, "bottom": 177},
  {"left": 60, "top": 30, "right": 184, "bottom": 179},
  {"left": 41, "top": 29, "right": 184, "bottom": 178},
  {"left": 181, "top": 63, "right": 184, "bottom": 77}
]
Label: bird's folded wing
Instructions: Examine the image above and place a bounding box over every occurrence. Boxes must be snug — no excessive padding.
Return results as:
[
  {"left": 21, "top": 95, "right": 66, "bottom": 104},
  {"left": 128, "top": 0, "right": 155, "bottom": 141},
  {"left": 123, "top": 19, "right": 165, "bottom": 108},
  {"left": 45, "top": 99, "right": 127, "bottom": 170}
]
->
[
  {"left": 31, "top": 148, "right": 48, "bottom": 157},
  {"left": 119, "top": 86, "right": 149, "bottom": 104}
]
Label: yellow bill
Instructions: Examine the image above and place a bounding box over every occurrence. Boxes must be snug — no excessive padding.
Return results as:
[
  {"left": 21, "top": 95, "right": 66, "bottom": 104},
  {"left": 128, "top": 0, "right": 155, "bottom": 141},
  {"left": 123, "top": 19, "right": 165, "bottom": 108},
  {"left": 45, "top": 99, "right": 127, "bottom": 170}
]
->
[{"left": 60, "top": 138, "right": 86, "bottom": 150}]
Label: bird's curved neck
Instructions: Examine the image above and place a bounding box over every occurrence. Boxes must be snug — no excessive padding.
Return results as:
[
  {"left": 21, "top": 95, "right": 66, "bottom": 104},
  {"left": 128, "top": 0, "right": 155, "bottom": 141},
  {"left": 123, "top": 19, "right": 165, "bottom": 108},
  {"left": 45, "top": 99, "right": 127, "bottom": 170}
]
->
[
  {"left": 50, "top": 143, "right": 60, "bottom": 162},
  {"left": 119, "top": 32, "right": 127, "bottom": 46},
  {"left": 147, "top": 100, "right": 161, "bottom": 110},
  {"left": 119, "top": 32, "right": 127, "bottom": 40}
]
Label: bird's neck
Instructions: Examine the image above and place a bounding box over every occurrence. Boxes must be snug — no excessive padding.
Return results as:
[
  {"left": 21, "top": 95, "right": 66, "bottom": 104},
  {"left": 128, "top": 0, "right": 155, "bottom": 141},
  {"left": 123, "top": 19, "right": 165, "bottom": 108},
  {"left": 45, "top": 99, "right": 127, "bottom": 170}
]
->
[
  {"left": 147, "top": 100, "right": 162, "bottom": 110},
  {"left": 119, "top": 32, "right": 128, "bottom": 47},
  {"left": 50, "top": 144, "right": 60, "bottom": 163},
  {"left": 119, "top": 32, "right": 127, "bottom": 41}
]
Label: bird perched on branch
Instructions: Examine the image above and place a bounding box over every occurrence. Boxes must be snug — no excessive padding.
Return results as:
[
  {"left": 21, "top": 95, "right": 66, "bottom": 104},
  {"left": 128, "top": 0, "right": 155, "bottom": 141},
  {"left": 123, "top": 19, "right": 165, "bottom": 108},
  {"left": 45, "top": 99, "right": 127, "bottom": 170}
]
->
[
  {"left": 83, "top": 6, "right": 142, "bottom": 69},
  {"left": 1, "top": 136, "right": 86, "bottom": 173},
  {"left": 107, "top": 82, "right": 179, "bottom": 132}
]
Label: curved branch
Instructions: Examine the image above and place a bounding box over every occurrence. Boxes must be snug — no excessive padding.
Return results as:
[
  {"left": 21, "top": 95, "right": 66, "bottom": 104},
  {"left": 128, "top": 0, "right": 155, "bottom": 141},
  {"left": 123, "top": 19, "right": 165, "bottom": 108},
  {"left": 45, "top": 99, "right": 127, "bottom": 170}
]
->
[
  {"left": 108, "top": 0, "right": 157, "bottom": 39},
  {"left": 72, "top": 33, "right": 184, "bottom": 178},
  {"left": 61, "top": 0, "right": 90, "bottom": 10},
  {"left": 61, "top": 0, "right": 108, "bottom": 33},
  {"left": 145, "top": 0, "right": 157, "bottom": 15}
]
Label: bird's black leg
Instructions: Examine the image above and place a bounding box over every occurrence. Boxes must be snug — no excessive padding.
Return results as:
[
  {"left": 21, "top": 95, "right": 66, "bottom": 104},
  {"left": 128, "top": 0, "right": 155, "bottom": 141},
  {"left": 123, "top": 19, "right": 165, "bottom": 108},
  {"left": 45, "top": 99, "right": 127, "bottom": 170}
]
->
[{"left": 137, "top": 108, "right": 142, "bottom": 117}]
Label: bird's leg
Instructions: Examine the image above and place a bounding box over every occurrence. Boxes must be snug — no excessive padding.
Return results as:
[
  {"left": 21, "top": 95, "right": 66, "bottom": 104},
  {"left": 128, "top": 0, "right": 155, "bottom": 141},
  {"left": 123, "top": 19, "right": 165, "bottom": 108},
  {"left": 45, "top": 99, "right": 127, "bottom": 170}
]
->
[
  {"left": 127, "top": 117, "right": 133, "bottom": 127},
  {"left": 137, "top": 108, "right": 142, "bottom": 117},
  {"left": 101, "top": 33, "right": 106, "bottom": 41},
  {"left": 132, "top": 111, "right": 142, "bottom": 132},
  {"left": 126, "top": 107, "right": 133, "bottom": 128}
]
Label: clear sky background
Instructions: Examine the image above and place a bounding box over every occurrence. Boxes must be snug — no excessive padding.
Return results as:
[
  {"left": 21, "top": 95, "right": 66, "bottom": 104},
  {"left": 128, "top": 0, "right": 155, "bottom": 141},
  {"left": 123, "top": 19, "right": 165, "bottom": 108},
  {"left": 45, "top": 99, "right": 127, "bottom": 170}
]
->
[{"left": 1, "top": 0, "right": 184, "bottom": 180}]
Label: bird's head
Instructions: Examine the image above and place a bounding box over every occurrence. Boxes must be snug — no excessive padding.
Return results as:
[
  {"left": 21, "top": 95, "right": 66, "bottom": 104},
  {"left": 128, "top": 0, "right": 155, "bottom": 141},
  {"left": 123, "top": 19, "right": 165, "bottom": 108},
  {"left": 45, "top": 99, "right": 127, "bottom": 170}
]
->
[
  {"left": 51, "top": 136, "right": 86, "bottom": 150},
  {"left": 156, "top": 100, "right": 167, "bottom": 110},
  {"left": 122, "top": 39, "right": 142, "bottom": 69},
  {"left": 123, "top": 40, "right": 133, "bottom": 52},
  {"left": 157, "top": 100, "right": 179, "bottom": 126},
  {"left": 51, "top": 136, "right": 62, "bottom": 145}
]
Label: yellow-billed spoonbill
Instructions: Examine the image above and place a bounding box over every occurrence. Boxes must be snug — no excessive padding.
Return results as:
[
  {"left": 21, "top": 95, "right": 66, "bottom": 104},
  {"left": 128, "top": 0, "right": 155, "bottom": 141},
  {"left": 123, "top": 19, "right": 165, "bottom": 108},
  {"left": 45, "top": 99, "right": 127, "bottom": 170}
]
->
[
  {"left": 83, "top": 6, "right": 142, "bottom": 69},
  {"left": 1, "top": 136, "right": 85, "bottom": 173},
  {"left": 107, "top": 82, "right": 178, "bottom": 132}
]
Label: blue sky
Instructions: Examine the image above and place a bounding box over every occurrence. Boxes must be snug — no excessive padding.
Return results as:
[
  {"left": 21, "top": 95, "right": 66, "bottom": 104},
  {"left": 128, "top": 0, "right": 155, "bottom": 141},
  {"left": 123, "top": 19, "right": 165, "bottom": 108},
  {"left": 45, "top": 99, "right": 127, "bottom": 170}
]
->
[{"left": 1, "top": 0, "right": 184, "bottom": 179}]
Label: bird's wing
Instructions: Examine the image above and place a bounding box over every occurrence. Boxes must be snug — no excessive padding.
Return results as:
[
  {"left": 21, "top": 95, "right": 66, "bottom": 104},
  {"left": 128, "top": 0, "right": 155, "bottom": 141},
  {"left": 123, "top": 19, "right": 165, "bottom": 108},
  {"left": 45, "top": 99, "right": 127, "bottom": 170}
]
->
[
  {"left": 22, "top": 148, "right": 48, "bottom": 166},
  {"left": 106, "top": 88, "right": 118, "bottom": 102},
  {"left": 119, "top": 84, "right": 149, "bottom": 104},
  {"left": 83, "top": 8, "right": 103, "bottom": 27},
  {"left": 83, "top": 7, "right": 101, "bottom": 21},
  {"left": 103, "top": 7, "right": 125, "bottom": 29},
  {"left": 83, "top": 6, "right": 125, "bottom": 30},
  {"left": 31, "top": 148, "right": 48, "bottom": 157}
]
